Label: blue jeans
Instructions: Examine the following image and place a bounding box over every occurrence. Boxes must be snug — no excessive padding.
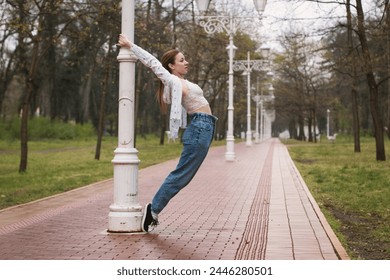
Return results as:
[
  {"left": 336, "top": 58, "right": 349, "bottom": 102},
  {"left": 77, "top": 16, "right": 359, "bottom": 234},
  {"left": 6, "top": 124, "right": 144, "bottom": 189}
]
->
[{"left": 151, "top": 113, "right": 217, "bottom": 214}]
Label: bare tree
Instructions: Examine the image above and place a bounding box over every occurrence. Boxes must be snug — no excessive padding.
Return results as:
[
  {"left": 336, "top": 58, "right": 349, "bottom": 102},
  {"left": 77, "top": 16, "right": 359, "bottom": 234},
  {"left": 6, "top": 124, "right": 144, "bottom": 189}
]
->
[
  {"left": 346, "top": 0, "right": 361, "bottom": 152},
  {"left": 274, "top": 33, "right": 326, "bottom": 142},
  {"left": 386, "top": 0, "right": 390, "bottom": 139},
  {"left": 355, "top": 0, "right": 385, "bottom": 161},
  {"left": 16, "top": 0, "right": 47, "bottom": 172}
]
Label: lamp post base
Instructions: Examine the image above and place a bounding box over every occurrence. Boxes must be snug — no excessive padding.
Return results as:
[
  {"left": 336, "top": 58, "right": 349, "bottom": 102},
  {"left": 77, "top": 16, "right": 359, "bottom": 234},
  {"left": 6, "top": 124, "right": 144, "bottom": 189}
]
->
[
  {"left": 246, "top": 131, "right": 253, "bottom": 146},
  {"left": 108, "top": 209, "right": 143, "bottom": 233},
  {"left": 225, "top": 136, "right": 236, "bottom": 161},
  {"left": 108, "top": 147, "right": 143, "bottom": 233}
]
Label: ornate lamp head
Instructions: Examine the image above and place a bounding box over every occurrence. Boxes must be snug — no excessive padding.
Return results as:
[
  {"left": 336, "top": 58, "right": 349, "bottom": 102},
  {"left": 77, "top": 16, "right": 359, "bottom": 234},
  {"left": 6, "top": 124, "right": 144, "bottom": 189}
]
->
[
  {"left": 195, "top": 0, "right": 210, "bottom": 13},
  {"left": 253, "top": 0, "right": 267, "bottom": 13},
  {"left": 259, "top": 44, "right": 271, "bottom": 59},
  {"left": 226, "top": 44, "right": 238, "bottom": 58}
]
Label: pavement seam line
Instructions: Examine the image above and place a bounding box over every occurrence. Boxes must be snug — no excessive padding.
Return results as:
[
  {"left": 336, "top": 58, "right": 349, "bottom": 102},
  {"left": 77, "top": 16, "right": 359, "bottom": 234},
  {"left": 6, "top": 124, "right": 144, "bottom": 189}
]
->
[{"left": 235, "top": 141, "right": 274, "bottom": 260}]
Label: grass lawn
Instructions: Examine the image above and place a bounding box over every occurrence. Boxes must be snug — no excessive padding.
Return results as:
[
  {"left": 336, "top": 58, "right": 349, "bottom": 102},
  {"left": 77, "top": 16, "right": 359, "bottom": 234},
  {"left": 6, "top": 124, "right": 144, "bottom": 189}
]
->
[{"left": 286, "top": 135, "right": 390, "bottom": 260}]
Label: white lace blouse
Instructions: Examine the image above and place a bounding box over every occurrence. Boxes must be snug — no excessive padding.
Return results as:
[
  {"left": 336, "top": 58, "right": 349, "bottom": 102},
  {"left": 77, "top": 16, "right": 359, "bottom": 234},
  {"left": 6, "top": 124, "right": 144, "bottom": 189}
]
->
[{"left": 130, "top": 44, "right": 187, "bottom": 139}]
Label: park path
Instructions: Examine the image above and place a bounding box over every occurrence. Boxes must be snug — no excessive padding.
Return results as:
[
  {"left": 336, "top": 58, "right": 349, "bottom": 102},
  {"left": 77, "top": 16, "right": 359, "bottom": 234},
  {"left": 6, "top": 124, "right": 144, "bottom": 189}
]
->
[{"left": 0, "top": 138, "right": 348, "bottom": 260}]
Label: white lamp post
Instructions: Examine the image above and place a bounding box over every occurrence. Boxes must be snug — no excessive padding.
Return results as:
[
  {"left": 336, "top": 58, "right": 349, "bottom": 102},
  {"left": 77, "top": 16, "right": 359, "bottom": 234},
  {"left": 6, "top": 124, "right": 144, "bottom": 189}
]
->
[
  {"left": 327, "top": 109, "right": 330, "bottom": 138},
  {"left": 253, "top": 93, "right": 261, "bottom": 143},
  {"left": 257, "top": 83, "right": 274, "bottom": 142},
  {"left": 233, "top": 46, "right": 270, "bottom": 146},
  {"left": 233, "top": 52, "right": 268, "bottom": 146},
  {"left": 245, "top": 60, "right": 252, "bottom": 146},
  {"left": 195, "top": 0, "right": 267, "bottom": 161},
  {"left": 108, "top": 0, "right": 142, "bottom": 233},
  {"left": 260, "top": 101, "right": 264, "bottom": 141},
  {"left": 226, "top": 21, "right": 236, "bottom": 160},
  {"left": 262, "top": 84, "right": 275, "bottom": 140}
]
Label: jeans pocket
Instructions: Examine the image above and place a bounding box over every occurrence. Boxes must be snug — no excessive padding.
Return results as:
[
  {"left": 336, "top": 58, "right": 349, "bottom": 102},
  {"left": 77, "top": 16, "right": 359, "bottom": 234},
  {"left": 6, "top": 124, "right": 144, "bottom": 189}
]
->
[{"left": 183, "top": 121, "right": 211, "bottom": 144}]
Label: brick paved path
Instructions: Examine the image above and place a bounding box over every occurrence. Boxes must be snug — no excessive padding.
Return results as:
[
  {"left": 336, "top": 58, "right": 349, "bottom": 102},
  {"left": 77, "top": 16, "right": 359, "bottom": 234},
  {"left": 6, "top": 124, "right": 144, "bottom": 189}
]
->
[{"left": 0, "top": 139, "right": 348, "bottom": 260}]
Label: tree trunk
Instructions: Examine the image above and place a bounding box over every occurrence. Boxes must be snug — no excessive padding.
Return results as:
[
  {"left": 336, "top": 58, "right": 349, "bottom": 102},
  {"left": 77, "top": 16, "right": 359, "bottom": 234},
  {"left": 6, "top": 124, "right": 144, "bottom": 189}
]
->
[
  {"left": 95, "top": 41, "right": 113, "bottom": 160},
  {"left": 289, "top": 119, "right": 296, "bottom": 140},
  {"left": 347, "top": 0, "right": 361, "bottom": 152},
  {"left": 351, "top": 86, "right": 361, "bottom": 151},
  {"left": 171, "top": 0, "right": 177, "bottom": 48},
  {"left": 0, "top": 51, "right": 15, "bottom": 115},
  {"left": 355, "top": 0, "right": 385, "bottom": 161},
  {"left": 19, "top": 89, "right": 31, "bottom": 172},
  {"left": 298, "top": 114, "right": 305, "bottom": 141},
  {"left": 78, "top": 63, "right": 95, "bottom": 124},
  {"left": 159, "top": 114, "right": 167, "bottom": 145},
  {"left": 18, "top": 0, "right": 43, "bottom": 172},
  {"left": 19, "top": 33, "right": 41, "bottom": 172},
  {"left": 308, "top": 114, "right": 313, "bottom": 142},
  {"left": 41, "top": 2, "right": 57, "bottom": 118},
  {"left": 386, "top": 0, "right": 390, "bottom": 139}
]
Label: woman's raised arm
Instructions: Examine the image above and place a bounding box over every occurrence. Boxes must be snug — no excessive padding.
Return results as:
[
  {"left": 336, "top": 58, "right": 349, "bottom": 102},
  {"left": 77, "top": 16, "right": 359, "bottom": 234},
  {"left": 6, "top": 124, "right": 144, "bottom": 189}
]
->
[{"left": 117, "top": 34, "right": 172, "bottom": 86}]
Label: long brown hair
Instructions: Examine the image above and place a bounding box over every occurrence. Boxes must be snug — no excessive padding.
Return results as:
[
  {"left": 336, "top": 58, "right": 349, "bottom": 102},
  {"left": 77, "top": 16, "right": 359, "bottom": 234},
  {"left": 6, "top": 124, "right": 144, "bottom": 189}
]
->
[{"left": 157, "top": 49, "right": 180, "bottom": 114}]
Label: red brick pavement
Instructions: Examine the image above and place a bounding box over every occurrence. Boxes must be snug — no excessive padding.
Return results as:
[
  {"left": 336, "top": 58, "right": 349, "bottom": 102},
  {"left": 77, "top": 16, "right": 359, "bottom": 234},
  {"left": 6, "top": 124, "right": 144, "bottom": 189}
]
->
[{"left": 0, "top": 139, "right": 349, "bottom": 260}]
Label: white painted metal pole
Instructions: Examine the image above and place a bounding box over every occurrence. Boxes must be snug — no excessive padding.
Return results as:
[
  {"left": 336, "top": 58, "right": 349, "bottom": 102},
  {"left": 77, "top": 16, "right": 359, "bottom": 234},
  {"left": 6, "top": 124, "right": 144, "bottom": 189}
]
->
[
  {"left": 255, "top": 96, "right": 260, "bottom": 143},
  {"left": 327, "top": 109, "right": 330, "bottom": 138},
  {"left": 246, "top": 52, "right": 252, "bottom": 146},
  {"left": 225, "top": 13, "right": 236, "bottom": 161},
  {"left": 108, "top": 0, "right": 142, "bottom": 232},
  {"left": 260, "top": 101, "right": 264, "bottom": 142}
]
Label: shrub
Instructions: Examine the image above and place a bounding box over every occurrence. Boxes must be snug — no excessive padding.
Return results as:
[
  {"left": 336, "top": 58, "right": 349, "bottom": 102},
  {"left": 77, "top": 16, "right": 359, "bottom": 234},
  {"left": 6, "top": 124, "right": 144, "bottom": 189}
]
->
[{"left": 0, "top": 117, "right": 96, "bottom": 141}]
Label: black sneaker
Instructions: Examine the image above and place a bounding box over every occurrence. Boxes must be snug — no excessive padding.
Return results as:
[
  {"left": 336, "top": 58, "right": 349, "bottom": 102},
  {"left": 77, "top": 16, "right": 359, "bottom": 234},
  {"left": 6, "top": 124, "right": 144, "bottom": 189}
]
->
[{"left": 142, "top": 203, "right": 159, "bottom": 232}]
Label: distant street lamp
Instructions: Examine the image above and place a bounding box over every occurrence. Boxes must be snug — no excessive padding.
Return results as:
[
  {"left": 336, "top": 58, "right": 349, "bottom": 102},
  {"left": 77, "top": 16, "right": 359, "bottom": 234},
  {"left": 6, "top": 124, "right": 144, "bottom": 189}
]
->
[
  {"left": 253, "top": 0, "right": 267, "bottom": 12},
  {"left": 195, "top": 0, "right": 267, "bottom": 161},
  {"left": 252, "top": 93, "right": 261, "bottom": 143},
  {"left": 195, "top": 0, "right": 267, "bottom": 13},
  {"left": 254, "top": 82, "right": 275, "bottom": 142},
  {"left": 233, "top": 51, "right": 269, "bottom": 146},
  {"left": 327, "top": 109, "right": 330, "bottom": 138},
  {"left": 263, "top": 84, "right": 275, "bottom": 140}
]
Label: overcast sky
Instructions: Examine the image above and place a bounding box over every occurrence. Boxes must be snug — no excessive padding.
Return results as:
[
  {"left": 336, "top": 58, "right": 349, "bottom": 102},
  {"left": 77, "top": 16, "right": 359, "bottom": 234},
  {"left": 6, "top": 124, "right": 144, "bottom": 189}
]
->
[
  {"left": 254, "top": 0, "right": 344, "bottom": 49},
  {"left": 241, "top": 0, "right": 375, "bottom": 50}
]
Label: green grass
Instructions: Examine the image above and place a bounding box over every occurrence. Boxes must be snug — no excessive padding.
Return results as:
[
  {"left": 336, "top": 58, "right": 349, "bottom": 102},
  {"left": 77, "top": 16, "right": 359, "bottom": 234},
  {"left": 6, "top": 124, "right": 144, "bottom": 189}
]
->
[
  {"left": 0, "top": 135, "right": 224, "bottom": 210},
  {"left": 287, "top": 135, "right": 390, "bottom": 260}
]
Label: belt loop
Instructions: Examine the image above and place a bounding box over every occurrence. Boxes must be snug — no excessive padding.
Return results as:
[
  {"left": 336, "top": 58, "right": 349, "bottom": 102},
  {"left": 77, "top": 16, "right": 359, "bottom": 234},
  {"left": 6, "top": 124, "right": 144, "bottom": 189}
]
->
[{"left": 190, "top": 113, "right": 217, "bottom": 124}]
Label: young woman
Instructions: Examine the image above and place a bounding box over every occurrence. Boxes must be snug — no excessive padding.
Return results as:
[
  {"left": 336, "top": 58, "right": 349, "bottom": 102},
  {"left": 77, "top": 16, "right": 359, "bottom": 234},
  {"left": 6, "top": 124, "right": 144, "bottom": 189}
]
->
[{"left": 118, "top": 34, "right": 217, "bottom": 232}]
